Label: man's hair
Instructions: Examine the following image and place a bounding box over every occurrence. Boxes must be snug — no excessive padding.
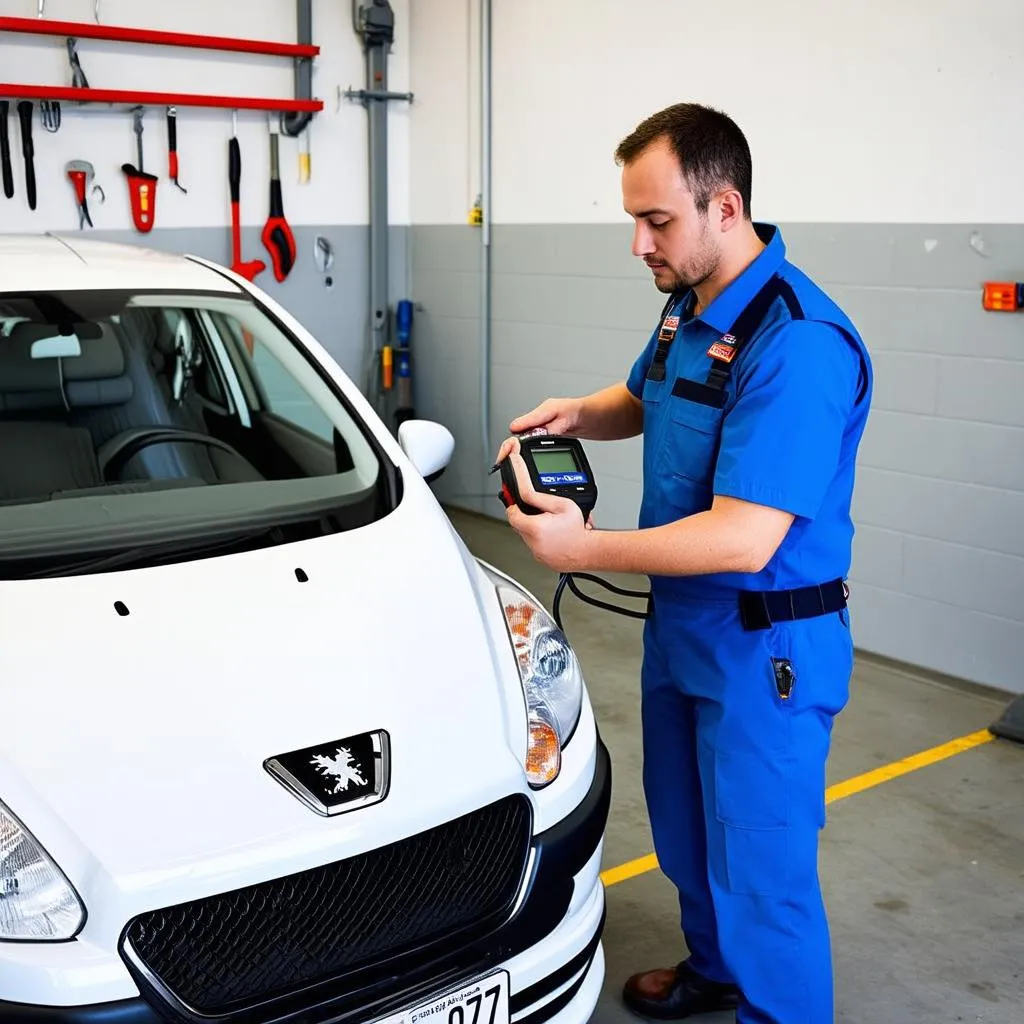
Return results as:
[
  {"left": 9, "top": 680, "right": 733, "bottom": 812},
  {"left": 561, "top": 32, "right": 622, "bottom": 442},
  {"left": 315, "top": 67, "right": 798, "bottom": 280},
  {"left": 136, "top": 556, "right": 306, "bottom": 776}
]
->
[{"left": 615, "top": 103, "right": 753, "bottom": 219}]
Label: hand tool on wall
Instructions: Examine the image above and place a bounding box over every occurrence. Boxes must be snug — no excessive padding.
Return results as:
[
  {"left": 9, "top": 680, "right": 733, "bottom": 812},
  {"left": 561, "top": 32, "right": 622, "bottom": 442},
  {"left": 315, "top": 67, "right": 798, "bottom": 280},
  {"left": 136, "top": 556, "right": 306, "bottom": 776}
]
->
[
  {"left": 132, "top": 107, "right": 144, "bottom": 165},
  {"left": 121, "top": 107, "right": 158, "bottom": 232},
  {"left": 166, "top": 107, "right": 187, "bottom": 193},
  {"left": 228, "top": 118, "right": 265, "bottom": 281},
  {"left": 17, "top": 100, "right": 35, "bottom": 210},
  {"left": 66, "top": 160, "right": 95, "bottom": 228},
  {"left": 261, "top": 122, "right": 296, "bottom": 282},
  {"left": 0, "top": 101, "right": 13, "bottom": 199},
  {"left": 40, "top": 100, "right": 60, "bottom": 132},
  {"left": 299, "top": 128, "right": 310, "bottom": 184},
  {"left": 66, "top": 39, "right": 90, "bottom": 89}
]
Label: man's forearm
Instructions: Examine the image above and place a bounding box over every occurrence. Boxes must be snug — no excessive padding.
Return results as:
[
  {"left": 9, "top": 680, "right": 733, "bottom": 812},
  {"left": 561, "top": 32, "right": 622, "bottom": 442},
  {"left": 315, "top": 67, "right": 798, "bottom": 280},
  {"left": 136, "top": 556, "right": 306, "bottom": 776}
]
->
[
  {"left": 581, "top": 513, "right": 756, "bottom": 576},
  {"left": 578, "top": 499, "right": 792, "bottom": 577},
  {"left": 576, "top": 383, "right": 643, "bottom": 440}
]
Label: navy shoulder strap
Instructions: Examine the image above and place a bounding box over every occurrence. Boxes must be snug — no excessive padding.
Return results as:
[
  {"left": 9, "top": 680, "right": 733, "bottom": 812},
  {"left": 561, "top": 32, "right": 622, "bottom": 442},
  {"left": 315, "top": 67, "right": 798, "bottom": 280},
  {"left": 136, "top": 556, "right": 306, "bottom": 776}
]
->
[
  {"left": 645, "top": 289, "right": 688, "bottom": 383},
  {"left": 703, "top": 274, "right": 801, "bottom": 393}
]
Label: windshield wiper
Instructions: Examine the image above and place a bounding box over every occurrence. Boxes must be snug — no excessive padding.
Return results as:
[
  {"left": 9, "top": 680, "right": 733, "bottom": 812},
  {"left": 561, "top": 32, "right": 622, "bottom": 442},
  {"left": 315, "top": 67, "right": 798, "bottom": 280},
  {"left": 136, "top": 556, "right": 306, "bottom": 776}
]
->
[{"left": 16, "top": 523, "right": 301, "bottom": 580}]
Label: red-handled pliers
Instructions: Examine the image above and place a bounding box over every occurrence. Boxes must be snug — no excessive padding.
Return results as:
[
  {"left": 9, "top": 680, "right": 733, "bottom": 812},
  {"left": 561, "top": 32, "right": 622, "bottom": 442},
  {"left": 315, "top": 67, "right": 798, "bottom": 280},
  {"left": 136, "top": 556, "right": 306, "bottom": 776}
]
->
[
  {"left": 261, "top": 127, "right": 296, "bottom": 282},
  {"left": 66, "top": 159, "right": 95, "bottom": 229}
]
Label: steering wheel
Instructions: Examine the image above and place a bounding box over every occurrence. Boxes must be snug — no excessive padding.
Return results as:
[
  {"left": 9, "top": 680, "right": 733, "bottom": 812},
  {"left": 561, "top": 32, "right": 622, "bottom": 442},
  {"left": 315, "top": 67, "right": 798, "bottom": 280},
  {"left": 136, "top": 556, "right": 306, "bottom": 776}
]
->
[{"left": 98, "top": 426, "right": 249, "bottom": 482}]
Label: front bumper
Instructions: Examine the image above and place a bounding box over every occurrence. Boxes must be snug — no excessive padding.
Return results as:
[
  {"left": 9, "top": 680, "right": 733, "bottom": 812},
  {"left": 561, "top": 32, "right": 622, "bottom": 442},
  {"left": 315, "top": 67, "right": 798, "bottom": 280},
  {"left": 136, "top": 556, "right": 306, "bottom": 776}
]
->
[{"left": 0, "top": 736, "right": 612, "bottom": 1024}]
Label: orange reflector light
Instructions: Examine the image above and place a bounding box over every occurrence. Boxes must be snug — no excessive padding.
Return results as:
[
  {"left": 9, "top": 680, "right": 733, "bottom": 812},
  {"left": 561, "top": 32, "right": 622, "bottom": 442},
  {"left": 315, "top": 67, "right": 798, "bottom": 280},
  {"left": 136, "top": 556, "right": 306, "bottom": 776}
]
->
[
  {"left": 526, "top": 717, "right": 560, "bottom": 787},
  {"left": 982, "top": 282, "right": 1022, "bottom": 311},
  {"left": 504, "top": 601, "right": 536, "bottom": 640}
]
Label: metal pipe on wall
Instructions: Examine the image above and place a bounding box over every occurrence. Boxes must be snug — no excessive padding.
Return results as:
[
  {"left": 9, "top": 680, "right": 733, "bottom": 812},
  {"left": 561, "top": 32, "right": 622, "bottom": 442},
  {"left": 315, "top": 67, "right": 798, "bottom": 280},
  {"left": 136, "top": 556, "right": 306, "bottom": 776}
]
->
[
  {"left": 280, "top": 0, "right": 314, "bottom": 137},
  {"left": 366, "top": 22, "right": 390, "bottom": 409},
  {"left": 348, "top": 1, "right": 412, "bottom": 419},
  {"left": 480, "top": 0, "right": 492, "bottom": 465}
]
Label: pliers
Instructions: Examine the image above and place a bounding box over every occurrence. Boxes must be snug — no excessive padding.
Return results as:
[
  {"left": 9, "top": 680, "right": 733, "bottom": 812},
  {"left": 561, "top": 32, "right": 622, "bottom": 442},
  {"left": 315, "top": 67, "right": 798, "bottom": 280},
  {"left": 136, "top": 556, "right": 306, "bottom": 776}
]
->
[{"left": 66, "top": 160, "right": 95, "bottom": 228}]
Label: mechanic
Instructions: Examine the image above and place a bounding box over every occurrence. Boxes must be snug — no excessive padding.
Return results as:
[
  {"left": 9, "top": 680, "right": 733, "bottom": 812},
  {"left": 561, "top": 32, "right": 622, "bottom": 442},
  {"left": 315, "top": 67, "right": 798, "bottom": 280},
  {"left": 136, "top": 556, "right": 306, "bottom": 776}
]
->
[{"left": 496, "top": 103, "right": 873, "bottom": 1024}]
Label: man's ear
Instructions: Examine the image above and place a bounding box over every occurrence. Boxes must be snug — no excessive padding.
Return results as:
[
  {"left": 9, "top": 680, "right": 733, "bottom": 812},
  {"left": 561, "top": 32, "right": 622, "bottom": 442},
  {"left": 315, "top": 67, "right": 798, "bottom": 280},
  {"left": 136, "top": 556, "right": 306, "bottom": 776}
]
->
[{"left": 715, "top": 189, "right": 745, "bottom": 232}]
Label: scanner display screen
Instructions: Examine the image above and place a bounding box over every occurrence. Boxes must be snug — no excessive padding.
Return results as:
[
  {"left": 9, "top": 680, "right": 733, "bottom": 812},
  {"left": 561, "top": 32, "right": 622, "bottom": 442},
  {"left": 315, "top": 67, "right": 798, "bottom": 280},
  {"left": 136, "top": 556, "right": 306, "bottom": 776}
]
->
[{"left": 533, "top": 447, "right": 588, "bottom": 486}]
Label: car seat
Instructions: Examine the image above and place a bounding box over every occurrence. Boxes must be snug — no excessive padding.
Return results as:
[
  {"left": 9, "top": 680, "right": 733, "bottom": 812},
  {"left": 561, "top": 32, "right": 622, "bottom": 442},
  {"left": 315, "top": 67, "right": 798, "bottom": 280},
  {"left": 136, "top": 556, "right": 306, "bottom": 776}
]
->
[
  {"left": 75, "top": 308, "right": 263, "bottom": 486},
  {"left": 0, "top": 322, "right": 131, "bottom": 500}
]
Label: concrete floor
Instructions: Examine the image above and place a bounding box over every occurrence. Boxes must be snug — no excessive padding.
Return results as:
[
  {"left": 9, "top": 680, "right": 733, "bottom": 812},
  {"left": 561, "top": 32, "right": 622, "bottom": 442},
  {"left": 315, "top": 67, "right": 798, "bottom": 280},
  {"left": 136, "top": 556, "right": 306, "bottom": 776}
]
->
[{"left": 446, "top": 506, "right": 1024, "bottom": 1024}]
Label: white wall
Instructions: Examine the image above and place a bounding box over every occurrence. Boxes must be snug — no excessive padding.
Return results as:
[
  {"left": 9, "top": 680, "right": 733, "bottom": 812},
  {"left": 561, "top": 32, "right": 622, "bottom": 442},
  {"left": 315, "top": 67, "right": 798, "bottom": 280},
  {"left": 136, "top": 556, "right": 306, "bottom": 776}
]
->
[
  {"left": 0, "top": 0, "right": 410, "bottom": 233},
  {"left": 407, "top": 0, "right": 1024, "bottom": 695},
  {"left": 411, "top": 0, "right": 1024, "bottom": 226}
]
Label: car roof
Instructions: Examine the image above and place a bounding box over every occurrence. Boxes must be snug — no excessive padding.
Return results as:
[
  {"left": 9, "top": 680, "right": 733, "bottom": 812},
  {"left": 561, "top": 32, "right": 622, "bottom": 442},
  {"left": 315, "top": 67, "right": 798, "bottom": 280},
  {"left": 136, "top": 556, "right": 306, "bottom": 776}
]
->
[{"left": 0, "top": 235, "right": 244, "bottom": 295}]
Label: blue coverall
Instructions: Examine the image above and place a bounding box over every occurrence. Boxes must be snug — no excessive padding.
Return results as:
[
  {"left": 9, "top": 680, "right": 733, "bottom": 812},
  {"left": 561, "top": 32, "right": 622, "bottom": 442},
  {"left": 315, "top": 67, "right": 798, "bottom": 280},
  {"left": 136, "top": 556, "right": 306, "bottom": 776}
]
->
[{"left": 624, "top": 223, "right": 873, "bottom": 1024}]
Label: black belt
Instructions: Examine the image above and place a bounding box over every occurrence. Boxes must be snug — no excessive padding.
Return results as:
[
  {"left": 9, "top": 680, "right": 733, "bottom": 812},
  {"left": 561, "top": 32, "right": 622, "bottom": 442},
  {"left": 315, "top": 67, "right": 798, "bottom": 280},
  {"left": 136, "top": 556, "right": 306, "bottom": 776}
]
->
[{"left": 739, "top": 578, "right": 848, "bottom": 631}]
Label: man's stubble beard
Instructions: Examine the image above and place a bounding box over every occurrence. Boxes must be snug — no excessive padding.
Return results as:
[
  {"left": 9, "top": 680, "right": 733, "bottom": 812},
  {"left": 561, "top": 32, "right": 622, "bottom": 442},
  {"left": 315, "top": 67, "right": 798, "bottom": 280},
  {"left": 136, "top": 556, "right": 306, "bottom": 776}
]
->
[{"left": 655, "top": 231, "right": 720, "bottom": 295}]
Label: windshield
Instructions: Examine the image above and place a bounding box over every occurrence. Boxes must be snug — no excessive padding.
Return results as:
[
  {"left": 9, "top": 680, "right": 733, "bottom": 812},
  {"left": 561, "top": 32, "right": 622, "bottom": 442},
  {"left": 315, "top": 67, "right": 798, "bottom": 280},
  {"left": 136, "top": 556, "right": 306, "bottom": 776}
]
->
[{"left": 0, "top": 287, "right": 396, "bottom": 575}]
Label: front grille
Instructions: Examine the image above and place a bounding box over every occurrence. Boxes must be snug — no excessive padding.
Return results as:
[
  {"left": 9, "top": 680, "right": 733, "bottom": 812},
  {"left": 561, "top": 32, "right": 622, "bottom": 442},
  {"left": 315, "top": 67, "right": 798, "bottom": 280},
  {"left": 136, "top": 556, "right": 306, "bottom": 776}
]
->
[{"left": 122, "top": 795, "right": 533, "bottom": 1019}]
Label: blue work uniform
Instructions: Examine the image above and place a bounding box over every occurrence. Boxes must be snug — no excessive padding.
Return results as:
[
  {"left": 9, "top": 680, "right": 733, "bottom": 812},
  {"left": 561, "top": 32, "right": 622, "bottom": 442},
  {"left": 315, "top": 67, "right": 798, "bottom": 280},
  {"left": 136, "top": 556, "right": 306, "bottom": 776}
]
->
[{"left": 625, "top": 223, "right": 873, "bottom": 1024}]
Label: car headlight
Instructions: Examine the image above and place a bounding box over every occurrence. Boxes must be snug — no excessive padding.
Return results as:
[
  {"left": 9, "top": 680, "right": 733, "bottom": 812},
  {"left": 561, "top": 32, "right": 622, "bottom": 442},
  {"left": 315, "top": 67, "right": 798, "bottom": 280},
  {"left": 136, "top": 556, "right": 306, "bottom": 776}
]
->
[
  {"left": 0, "top": 801, "right": 85, "bottom": 941},
  {"left": 482, "top": 564, "right": 583, "bottom": 788}
]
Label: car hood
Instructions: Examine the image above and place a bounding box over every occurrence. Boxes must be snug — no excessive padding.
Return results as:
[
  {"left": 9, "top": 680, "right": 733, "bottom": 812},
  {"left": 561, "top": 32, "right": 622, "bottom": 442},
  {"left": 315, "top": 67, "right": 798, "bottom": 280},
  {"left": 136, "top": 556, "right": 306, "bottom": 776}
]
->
[{"left": 0, "top": 494, "right": 528, "bottom": 944}]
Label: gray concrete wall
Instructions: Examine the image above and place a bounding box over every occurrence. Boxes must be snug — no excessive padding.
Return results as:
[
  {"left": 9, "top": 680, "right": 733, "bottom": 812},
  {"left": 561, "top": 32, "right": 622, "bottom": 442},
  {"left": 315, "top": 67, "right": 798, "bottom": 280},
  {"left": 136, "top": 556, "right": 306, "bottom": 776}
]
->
[
  {"left": 79, "top": 226, "right": 410, "bottom": 389},
  {"left": 409, "top": 223, "right": 1024, "bottom": 695}
]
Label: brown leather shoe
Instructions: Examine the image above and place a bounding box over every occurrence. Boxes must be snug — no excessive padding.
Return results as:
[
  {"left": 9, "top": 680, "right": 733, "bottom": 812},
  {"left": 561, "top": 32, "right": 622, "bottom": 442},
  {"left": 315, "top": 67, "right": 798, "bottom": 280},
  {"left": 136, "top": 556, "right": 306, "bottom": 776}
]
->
[{"left": 622, "top": 960, "right": 740, "bottom": 1019}]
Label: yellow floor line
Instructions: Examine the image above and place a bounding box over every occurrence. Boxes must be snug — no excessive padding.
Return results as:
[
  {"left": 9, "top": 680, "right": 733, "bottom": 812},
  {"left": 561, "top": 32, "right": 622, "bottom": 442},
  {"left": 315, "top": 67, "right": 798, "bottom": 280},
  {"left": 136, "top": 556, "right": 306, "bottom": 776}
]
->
[{"left": 600, "top": 727, "right": 997, "bottom": 889}]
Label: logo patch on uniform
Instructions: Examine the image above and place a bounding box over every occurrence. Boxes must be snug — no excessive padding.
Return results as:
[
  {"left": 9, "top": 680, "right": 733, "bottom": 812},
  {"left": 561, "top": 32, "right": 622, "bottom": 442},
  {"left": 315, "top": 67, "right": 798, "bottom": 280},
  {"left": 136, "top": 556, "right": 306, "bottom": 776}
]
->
[
  {"left": 707, "top": 334, "right": 738, "bottom": 363},
  {"left": 657, "top": 314, "right": 681, "bottom": 343}
]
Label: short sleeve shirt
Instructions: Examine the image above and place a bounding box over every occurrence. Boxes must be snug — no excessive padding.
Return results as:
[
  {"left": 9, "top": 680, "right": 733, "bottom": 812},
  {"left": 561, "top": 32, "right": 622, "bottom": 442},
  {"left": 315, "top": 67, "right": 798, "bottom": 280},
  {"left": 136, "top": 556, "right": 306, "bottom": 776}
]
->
[{"left": 626, "top": 224, "right": 873, "bottom": 599}]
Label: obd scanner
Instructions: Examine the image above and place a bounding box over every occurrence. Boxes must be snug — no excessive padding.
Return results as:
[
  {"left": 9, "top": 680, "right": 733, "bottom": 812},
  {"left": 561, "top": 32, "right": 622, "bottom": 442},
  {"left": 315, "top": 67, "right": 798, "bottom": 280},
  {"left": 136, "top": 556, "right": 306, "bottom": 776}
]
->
[
  {"left": 497, "top": 434, "right": 647, "bottom": 631},
  {"left": 498, "top": 435, "right": 597, "bottom": 518}
]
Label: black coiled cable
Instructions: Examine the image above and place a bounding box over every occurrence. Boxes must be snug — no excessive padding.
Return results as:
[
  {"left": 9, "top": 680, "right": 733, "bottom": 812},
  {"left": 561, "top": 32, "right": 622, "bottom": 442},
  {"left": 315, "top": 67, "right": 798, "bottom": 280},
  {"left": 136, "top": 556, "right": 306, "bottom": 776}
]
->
[{"left": 552, "top": 571, "right": 651, "bottom": 633}]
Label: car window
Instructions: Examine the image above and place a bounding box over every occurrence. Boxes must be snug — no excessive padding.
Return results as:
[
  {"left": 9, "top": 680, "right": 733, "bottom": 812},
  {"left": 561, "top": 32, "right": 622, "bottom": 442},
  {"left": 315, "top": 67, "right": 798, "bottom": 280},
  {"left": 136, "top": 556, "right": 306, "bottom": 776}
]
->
[
  {"left": 207, "top": 311, "right": 335, "bottom": 443},
  {"left": 253, "top": 342, "right": 336, "bottom": 442},
  {"left": 0, "top": 288, "right": 397, "bottom": 574}
]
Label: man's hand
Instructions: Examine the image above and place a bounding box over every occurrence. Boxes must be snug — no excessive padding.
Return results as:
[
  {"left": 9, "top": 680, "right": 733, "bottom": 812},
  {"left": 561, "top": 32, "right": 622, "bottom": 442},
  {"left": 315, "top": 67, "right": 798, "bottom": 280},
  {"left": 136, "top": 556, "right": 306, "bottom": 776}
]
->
[
  {"left": 510, "top": 397, "right": 582, "bottom": 437},
  {"left": 503, "top": 448, "right": 593, "bottom": 572},
  {"left": 492, "top": 397, "right": 583, "bottom": 466}
]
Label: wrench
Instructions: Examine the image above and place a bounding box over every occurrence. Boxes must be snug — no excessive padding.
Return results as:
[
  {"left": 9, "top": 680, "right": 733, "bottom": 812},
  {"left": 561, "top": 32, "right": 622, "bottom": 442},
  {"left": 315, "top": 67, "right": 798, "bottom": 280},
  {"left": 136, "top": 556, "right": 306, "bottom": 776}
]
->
[{"left": 133, "top": 106, "right": 144, "bottom": 171}]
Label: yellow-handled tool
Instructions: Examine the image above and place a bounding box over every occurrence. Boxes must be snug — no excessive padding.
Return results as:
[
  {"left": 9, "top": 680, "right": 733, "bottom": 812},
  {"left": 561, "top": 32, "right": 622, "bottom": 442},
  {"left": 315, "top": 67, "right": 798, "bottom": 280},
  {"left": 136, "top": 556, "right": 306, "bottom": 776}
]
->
[{"left": 299, "top": 128, "right": 310, "bottom": 185}]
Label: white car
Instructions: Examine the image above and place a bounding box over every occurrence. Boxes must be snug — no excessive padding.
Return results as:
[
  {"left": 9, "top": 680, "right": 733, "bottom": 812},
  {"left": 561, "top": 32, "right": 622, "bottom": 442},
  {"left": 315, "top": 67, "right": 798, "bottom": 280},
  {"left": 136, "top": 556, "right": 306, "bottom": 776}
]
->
[{"left": 0, "top": 237, "right": 610, "bottom": 1024}]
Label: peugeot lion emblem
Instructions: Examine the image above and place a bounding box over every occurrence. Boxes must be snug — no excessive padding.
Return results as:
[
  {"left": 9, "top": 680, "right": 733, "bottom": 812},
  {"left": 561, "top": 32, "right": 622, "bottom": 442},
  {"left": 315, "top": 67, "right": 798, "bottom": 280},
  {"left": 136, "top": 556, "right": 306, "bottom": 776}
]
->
[{"left": 264, "top": 730, "right": 391, "bottom": 816}]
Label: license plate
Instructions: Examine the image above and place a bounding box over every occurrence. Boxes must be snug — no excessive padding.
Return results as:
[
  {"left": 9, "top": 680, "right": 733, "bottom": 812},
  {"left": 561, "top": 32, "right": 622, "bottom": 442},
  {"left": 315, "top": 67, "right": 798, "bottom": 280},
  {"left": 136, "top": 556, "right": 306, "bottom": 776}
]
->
[{"left": 405, "top": 970, "right": 510, "bottom": 1024}]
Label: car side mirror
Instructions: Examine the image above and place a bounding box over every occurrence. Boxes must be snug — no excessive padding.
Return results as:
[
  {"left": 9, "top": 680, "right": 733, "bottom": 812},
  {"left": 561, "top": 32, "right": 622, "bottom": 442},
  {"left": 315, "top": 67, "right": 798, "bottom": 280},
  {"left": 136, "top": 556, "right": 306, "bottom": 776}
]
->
[{"left": 398, "top": 419, "right": 454, "bottom": 483}]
